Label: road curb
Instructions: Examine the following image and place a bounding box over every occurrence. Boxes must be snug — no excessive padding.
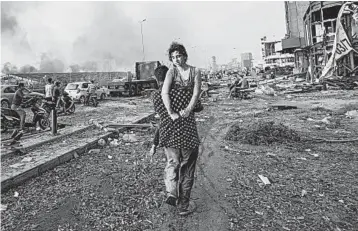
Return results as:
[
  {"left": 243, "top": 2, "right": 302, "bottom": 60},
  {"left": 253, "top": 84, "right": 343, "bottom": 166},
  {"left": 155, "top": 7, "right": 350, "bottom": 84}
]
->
[
  {"left": 1, "top": 125, "right": 94, "bottom": 161},
  {"left": 1, "top": 113, "right": 155, "bottom": 193}
]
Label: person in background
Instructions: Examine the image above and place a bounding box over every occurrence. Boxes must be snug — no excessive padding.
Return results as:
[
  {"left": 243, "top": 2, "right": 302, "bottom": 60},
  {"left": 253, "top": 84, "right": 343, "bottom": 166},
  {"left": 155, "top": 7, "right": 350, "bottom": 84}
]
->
[
  {"left": 11, "top": 82, "right": 26, "bottom": 131},
  {"left": 60, "top": 91, "right": 73, "bottom": 114},
  {"left": 85, "top": 80, "right": 97, "bottom": 105},
  {"left": 228, "top": 75, "right": 249, "bottom": 98},
  {"left": 149, "top": 65, "right": 169, "bottom": 159},
  {"left": 44, "top": 78, "right": 54, "bottom": 101},
  {"left": 53, "top": 81, "right": 62, "bottom": 108}
]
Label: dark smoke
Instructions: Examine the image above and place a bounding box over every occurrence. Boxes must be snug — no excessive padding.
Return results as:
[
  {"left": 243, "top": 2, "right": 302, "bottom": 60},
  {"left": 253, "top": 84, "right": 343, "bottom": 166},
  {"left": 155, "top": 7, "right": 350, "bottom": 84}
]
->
[
  {"left": 1, "top": 10, "right": 18, "bottom": 35},
  {"left": 71, "top": 2, "right": 142, "bottom": 71},
  {"left": 39, "top": 53, "right": 65, "bottom": 73}
]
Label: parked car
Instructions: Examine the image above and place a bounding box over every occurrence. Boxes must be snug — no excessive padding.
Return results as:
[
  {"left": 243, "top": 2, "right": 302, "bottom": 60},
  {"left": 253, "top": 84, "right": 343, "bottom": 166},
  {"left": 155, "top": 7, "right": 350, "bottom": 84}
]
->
[
  {"left": 64, "top": 82, "right": 107, "bottom": 104},
  {"left": 1, "top": 85, "right": 45, "bottom": 108}
]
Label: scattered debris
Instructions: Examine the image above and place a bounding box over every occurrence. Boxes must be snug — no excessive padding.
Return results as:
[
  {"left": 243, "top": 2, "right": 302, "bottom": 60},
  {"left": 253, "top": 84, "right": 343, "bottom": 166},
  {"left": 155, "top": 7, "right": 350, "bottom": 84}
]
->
[
  {"left": 21, "top": 157, "right": 33, "bottom": 162},
  {"left": 320, "top": 117, "right": 331, "bottom": 124},
  {"left": 258, "top": 175, "right": 271, "bottom": 185},
  {"left": 270, "top": 104, "right": 298, "bottom": 110},
  {"left": 345, "top": 110, "right": 358, "bottom": 119},
  {"left": 98, "top": 139, "right": 106, "bottom": 146},
  {"left": 9, "top": 163, "right": 25, "bottom": 168},
  {"left": 309, "top": 153, "right": 319, "bottom": 158},
  {"left": 301, "top": 190, "right": 307, "bottom": 197},
  {"left": 88, "top": 149, "right": 101, "bottom": 154},
  {"left": 297, "top": 157, "right": 307, "bottom": 161},
  {"left": 122, "top": 134, "right": 138, "bottom": 142},
  {"left": 108, "top": 155, "right": 113, "bottom": 159},
  {"left": 225, "top": 121, "right": 300, "bottom": 145},
  {"left": 0, "top": 204, "right": 7, "bottom": 211},
  {"left": 196, "top": 118, "right": 206, "bottom": 122},
  {"left": 14, "top": 191, "right": 19, "bottom": 198},
  {"left": 266, "top": 152, "right": 277, "bottom": 157},
  {"left": 255, "top": 211, "right": 264, "bottom": 215}
]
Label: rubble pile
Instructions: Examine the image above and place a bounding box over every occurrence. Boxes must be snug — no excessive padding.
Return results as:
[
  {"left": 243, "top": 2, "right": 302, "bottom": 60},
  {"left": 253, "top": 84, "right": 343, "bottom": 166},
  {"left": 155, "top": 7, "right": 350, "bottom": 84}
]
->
[
  {"left": 225, "top": 121, "right": 301, "bottom": 145},
  {"left": 321, "top": 76, "right": 358, "bottom": 90}
]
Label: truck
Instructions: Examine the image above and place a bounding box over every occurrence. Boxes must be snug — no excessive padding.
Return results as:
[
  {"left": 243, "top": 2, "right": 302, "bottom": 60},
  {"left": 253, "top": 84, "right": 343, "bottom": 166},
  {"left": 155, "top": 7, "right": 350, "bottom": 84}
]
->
[{"left": 107, "top": 61, "right": 160, "bottom": 97}]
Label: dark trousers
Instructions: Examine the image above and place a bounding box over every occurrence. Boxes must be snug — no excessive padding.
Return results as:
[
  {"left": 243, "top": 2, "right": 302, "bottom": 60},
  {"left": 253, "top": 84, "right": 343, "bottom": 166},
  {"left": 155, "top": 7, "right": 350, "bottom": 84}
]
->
[{"left": 164, "top": 147, "right": 199, "bottom": 209}]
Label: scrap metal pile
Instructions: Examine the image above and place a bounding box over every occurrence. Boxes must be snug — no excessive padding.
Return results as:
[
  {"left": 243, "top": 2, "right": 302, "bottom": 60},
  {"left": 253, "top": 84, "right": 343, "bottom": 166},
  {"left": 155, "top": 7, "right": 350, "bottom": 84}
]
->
[
  {"left": 321, "top": 76, "right": 358, "bottom": 90},
  {"left": 225, "top": 121, "right": 301, "bottom": 145}
]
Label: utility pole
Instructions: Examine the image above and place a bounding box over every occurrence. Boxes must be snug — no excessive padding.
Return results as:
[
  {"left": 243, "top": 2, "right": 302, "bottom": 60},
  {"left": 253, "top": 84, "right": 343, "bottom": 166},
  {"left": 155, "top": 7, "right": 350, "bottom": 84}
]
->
[{"left": 140, "top": 19, "right": 146, "bottom": 62}]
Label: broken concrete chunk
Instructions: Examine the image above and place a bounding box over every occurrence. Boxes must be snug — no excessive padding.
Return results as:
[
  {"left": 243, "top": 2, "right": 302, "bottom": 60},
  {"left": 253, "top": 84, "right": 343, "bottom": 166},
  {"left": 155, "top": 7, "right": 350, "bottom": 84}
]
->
[
  {"left": 21, "top": 157, "right": 33, "bottom": 162},
  {"left": 98, "top": 139, "right": 106, "bottom": 146},
  {"left": 345, "top": 110, "right": 358, "bottom": 118},
  {"left": 320, "top": 117, "right": 331, "bottom": 124},
  {"left": 88, "top": 149, "right": 101, "bottom": 154},
  {"left": 258, "top": 175, "right": 271, "bottom": 185},
  {"left": 9, "top": 163, "right": 25, "bottom": 168},
  {"left": 301, "top": 190, "right": 307, "bottom": 197},
  {"left": 122, "top": 134, "right": 138, "bottom": 142},
  {"left": 0, "top": 204, "right": 7, "bottom": 211}
]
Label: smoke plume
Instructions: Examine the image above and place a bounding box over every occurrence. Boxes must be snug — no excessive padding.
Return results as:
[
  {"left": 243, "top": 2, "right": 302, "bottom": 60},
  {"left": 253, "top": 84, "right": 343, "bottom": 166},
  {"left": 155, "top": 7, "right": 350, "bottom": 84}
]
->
[{"left": 1, "top": 2, "right": 144, "bottom": 72}]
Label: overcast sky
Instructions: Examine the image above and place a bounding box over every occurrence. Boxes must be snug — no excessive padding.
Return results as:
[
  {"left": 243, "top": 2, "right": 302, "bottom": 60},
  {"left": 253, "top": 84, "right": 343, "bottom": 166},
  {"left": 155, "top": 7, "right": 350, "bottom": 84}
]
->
[{"left": 1, "top": 1, "right": 286, "bottom": 71}]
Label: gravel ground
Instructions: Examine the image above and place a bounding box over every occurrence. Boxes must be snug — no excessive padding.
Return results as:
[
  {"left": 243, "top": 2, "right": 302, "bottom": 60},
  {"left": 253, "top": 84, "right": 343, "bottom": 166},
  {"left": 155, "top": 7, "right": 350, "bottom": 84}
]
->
[
  {"left": 1, "top": 128, "right": 168, "bottom": 231},
  {"left": 1, "top": 89, "right": 358, "bottom": 231}
]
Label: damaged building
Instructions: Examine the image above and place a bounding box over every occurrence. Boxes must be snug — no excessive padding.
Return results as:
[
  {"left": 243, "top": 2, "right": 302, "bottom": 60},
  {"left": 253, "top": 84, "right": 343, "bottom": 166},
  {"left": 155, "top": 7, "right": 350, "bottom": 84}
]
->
[{"left": 301, "top": 1, "right": 358, "bottom": 82}]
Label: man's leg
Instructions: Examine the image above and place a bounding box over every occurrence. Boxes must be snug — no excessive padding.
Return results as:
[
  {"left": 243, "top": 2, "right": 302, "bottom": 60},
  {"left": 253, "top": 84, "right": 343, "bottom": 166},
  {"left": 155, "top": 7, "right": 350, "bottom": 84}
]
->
[
  {"left": 163, "top": 147, "right": 180, "bottom": 205},
  {"left": 17, "top": 110, "right": 26, "bottom": 130},
  {"left": 177, "top": 147, "right": 199, "bottom": 211}
]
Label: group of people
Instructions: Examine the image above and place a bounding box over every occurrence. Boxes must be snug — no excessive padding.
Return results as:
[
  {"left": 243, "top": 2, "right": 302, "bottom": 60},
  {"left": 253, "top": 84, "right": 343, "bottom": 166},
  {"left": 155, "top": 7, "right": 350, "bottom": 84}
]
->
[{"left": 149, "top": 42, "right": 202, "bottom": 216}]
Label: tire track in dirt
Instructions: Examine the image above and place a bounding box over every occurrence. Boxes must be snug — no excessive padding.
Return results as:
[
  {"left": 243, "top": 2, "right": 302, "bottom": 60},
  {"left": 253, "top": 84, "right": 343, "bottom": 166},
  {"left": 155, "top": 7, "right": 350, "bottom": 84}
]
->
[{"left": 158, "top": 116, "right": 238, "bottom": 231}]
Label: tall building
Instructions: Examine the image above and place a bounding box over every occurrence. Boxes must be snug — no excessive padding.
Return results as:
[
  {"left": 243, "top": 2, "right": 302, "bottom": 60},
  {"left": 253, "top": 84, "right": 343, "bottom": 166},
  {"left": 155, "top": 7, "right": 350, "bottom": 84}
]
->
[
  {"left": 241, "top": 53, "right": 253, "bottom": 69},
  {"left": 284, "top": 1, "right": 310, "bottom": 38},
  {"left": 281, "top": 1, "right": 309, "bottom": 53}
]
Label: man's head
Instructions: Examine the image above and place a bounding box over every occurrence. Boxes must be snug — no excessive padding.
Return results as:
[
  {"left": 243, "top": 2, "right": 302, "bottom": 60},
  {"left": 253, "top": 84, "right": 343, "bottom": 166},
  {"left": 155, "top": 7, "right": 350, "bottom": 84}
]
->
[
  {"left": 154, "top": 65, "right": 169, "bottom": 87},
  {"left": 55, "top": 81, "right": 60, "bottom": 87},
  {"left": 48, "top": 78, "right": 53, "bottom": 84},
  {"left": 18, "top": 82, "right": 25, "bottom": 90},
  {"left": 91, "top": 80, "right": 94, "bottom": 84}
]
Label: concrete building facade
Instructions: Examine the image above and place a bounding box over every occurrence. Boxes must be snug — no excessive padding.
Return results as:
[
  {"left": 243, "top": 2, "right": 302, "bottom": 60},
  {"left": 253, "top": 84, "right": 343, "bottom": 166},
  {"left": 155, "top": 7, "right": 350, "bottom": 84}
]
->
[{"left": 285, "top": 1, "right": 310, "bottom": 38}]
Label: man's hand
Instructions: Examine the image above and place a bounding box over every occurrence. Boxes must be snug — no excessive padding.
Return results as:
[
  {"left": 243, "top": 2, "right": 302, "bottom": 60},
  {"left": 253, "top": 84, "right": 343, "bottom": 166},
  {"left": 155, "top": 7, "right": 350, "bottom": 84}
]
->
[{"left": 170, "top": 112, "right": 180, "bottom": 121}]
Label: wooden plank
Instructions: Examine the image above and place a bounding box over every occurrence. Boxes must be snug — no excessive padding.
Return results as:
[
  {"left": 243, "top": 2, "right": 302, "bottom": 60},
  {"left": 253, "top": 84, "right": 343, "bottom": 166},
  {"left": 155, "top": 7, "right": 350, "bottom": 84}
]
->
[{"left": 106, "top": 123, "right": 152, "bottom": 128}]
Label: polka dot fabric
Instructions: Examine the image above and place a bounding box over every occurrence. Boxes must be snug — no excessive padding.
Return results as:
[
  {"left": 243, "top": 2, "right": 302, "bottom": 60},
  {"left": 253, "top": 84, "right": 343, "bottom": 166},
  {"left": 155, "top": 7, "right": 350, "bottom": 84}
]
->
[
  {"left": 151, "top": 66, "right": 200, "bottom": 149},
  {"left": 151, "top": 88, "right": 200, "bottom": 149}
]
